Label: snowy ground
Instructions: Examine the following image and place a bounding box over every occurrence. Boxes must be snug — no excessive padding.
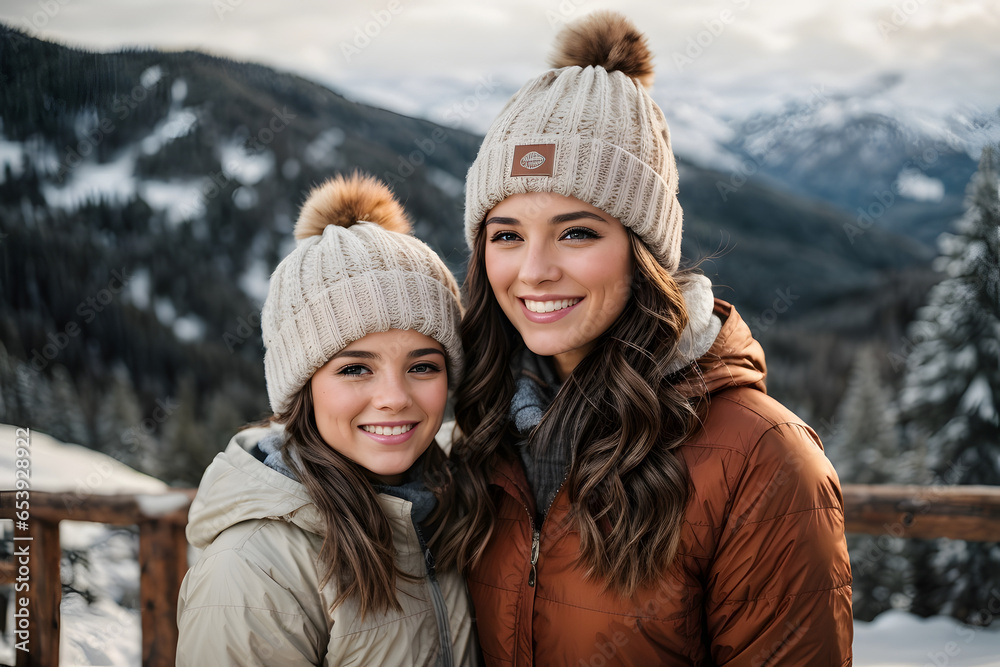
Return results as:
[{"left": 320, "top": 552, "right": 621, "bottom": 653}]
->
[
  {"left": 3, "top": 423, "right": 1000, "bottom": 665},
  {"left": 854, "top": 611, "right": 1000, "bottom": 666}
]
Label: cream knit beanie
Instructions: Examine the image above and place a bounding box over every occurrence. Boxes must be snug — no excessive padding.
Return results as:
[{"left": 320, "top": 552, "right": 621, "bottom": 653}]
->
[
  {"left": 261, "top": 173, "right": 463, "bottom": 415},
  {"left": 465, "top": 11, "right": 684, "bottom": 271}
]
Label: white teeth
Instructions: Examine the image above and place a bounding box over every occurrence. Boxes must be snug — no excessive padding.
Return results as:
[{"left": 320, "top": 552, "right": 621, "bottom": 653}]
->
[
  {"left": 362, "top": 424, "right": 414, "bottom": 436},
  {"left": 524, "top": 298, "right": 580, "bottom": 313}
]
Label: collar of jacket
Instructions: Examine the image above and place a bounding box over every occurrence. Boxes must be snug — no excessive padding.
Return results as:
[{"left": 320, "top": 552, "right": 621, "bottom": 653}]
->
[{"left": 678, "top": 299, "right": 767, "bottom": 399}]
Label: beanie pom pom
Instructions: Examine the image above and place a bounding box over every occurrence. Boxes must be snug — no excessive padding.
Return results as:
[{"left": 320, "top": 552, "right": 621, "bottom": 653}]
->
[
  {"left": 549, "top": 10, "right": 654, "bottom": 88},
  {"left": 294, "top": 172, "right": 411, "bottom": 239}
]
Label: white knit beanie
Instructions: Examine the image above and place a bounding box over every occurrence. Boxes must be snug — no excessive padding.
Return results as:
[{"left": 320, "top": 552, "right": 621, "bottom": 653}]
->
[
  {"left": 465, "top": 11, "right": 684, "bottom": 271},
  {"left": 261, "top": 173, "right": 464, "bottom": 415}
]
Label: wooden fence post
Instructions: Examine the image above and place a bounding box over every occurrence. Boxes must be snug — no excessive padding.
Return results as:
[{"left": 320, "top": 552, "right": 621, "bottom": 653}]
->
[
  {"left": 139, "top": 518, "right": 188, "bottom": 667},
  {"left": 16, "top": 518, "right": 60, "bottom": 667}
]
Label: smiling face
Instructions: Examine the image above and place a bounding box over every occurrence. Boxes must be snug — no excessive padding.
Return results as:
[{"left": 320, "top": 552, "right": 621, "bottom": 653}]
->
[
  {"left": 309, "top": 329, "right": 448, "bottom": 485},
  {"left": 483, "top": 192, "right": 633, "bottom": 380}
]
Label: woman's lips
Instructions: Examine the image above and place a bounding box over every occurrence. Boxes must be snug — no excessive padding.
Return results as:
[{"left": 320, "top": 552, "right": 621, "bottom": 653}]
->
[
  {"left": 518, "top": 296, "right": 583, "bottom": 323},
  {"left": 359, "top": 422, "right": 418, "bottom": 445}
]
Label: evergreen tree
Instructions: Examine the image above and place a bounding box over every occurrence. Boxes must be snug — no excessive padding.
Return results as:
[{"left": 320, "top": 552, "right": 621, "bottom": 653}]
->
[
  {"left": 48, "top": 364, "right": 91, "bottom": 446},
  {"left": 0, "top": 340, "right": 21, "bottom": 424},
  {"left": 828, "top": 345, "right": 900, "bottom": 485},
  {"left": 827, "top": 346, "right": 911, "bottom": 621},
  {"left": 898, "top": 145, "right": 1000, "bottom": 624},
  {"left": 160, "top": 375, "right": 204, "bottom": 486},
  {"left": 95, "top": 364, "right": 154, "bottom": 474}
]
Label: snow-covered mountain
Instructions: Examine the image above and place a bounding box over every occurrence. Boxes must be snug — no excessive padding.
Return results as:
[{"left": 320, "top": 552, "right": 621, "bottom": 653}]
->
[{"left": 661, "top": 76, "right": 1000, "bottom": 249}]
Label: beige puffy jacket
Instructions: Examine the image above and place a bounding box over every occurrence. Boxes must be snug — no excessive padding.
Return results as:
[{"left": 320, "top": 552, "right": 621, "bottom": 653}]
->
[{"left": 177, "top": 424, "right": 478, "bottom": 666}]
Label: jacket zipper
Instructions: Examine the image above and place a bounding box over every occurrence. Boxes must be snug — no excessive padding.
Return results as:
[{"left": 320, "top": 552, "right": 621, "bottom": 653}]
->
[
  {"left": 413, "top": 522, "right": 454, "bottom": 667},
  {"left": 528, "top": 528, "right": 540, "bottom": 587},
  {"left": 523, "top": 473, "right": 569, "bottom": 589}
]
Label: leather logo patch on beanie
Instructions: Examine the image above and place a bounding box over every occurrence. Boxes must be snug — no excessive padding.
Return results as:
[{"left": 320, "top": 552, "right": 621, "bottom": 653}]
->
[{"left": 511, "top": 144, "right": 555, "bottom": 177}]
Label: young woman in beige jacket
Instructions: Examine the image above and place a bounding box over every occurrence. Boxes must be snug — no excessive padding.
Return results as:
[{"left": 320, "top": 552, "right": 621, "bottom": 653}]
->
[{"left": 177, "top": 174, "right": 478, "bottom": 666}]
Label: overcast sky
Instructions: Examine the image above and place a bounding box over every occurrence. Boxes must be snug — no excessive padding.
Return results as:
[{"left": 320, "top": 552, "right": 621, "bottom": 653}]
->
[{"left": 3, "top": 0, "right": 999, "bottom": 133}]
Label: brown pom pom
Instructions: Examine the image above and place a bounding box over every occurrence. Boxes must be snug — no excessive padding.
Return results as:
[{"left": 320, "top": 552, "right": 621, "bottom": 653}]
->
[
  {"left": 294, "top": 172, "right": 411, "bottom": 239},
  {"left": 549, "top": 11, "right": 654, "bottom": 88}
]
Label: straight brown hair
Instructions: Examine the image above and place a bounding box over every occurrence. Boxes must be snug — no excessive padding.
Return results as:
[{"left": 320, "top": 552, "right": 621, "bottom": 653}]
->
[{"left": 273, "top": 383, "right": 455, "bottom": 618}]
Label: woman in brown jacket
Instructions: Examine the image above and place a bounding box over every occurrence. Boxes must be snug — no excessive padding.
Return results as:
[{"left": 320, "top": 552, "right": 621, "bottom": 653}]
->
[{"left": 437, "top": 11, "right": 854, "bottom": 666}]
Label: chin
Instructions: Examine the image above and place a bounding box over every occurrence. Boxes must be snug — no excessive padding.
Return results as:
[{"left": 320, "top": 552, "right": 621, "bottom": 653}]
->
[{"left": 518, "top": 332, "right": 579, "bottom": 358}]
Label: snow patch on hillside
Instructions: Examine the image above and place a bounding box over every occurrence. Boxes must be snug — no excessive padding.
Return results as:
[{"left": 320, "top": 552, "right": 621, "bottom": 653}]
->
[
  {"left": 220, "top": 140, "right": 274, "bottom": 186},
  {"left": 897, "top": 169, "right": 946, "bottom": 202},
  {"left": 41, "top": 152, "right": 137, "bottom": 208},
  {"left": 139, "top": 179, "right": 205, "bottom": 225},
  {"left": 140, "top": 108, "right": 198, "bottom": 155}
]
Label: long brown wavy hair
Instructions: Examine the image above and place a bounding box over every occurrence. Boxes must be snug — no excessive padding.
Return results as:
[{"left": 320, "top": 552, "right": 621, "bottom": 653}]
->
[
  {"left": 270, "top": 382, "right": 456, "bottom": 619},
  {"left": 437, "top": 228, "right": 704, "bottom": 596}
]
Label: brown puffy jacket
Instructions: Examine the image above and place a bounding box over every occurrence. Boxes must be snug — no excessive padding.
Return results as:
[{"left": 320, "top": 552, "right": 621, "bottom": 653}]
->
[{"left": 468, "top": 300, "right": 853, "bottom": 666}]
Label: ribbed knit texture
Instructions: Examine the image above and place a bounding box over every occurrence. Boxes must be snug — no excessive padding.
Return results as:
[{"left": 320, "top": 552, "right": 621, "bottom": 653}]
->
[
  {"left": 261, "top": 221, "right": 463, "bottom": 415},
  {"left": 464, "top": 64, "right": 684, "bottom": 271}
]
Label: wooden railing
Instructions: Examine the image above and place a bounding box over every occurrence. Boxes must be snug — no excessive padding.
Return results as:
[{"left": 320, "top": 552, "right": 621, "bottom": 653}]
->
[
  {"left": 0, "top": 489, "right": 195, "bottom": 667},
  {"left": 1, "top": 483, "right": 1000, "bottom": 666},
  {"left": 842, "top": 484, "right": 1000, "bottom": 541}
]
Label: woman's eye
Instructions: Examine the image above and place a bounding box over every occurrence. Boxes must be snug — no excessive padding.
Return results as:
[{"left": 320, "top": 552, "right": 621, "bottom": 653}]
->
[
  {"left": 561, "top": 227, "right": 600, "bottom": 241},
  {"left": 338, "top": 364, "right": 372, "bottom": 376},
  {"left": 489, "top": 231, "right": 521, "bottom": 243},
  {"left": 409, "top": 362, "right": 442, "bottom": 375}
]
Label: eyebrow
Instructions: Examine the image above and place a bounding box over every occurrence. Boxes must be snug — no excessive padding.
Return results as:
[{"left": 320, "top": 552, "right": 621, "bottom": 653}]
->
[
  {"left": 550, "top": 211, "right": 609, "bottom": 224},
  {"left": 331, "top": 350, "right": 378, "bottom": 360},
  {"left": 331, "top": 348, "right": 445, "bottom": 361},
  {"left": 484, "top": 210, "right": 610, "bottom": 226},
  {"left": 409, "top": 348, "right": 445, "bottom": 359}
]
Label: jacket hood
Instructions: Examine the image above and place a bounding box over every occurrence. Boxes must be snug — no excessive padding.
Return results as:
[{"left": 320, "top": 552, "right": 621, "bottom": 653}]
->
[
  {"left": 683, "top": 299, "right": 767, "bottom": 398},
  {"left": 186, "top": 423, "right": 324, "bottom": 548}
]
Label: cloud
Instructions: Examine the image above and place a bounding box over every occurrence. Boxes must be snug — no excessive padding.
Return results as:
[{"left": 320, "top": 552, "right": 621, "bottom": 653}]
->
[{"left": 2, "top": 0, "right": 997, "bottom": 130}]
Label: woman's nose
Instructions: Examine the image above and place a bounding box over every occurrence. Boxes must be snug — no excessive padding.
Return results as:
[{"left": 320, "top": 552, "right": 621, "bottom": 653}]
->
[
  {"left": 372, "top": 373, "right": 412, "bottom": 412},
  {"left": 518, "top": 240, "right": 561, "bottom": 285}
]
